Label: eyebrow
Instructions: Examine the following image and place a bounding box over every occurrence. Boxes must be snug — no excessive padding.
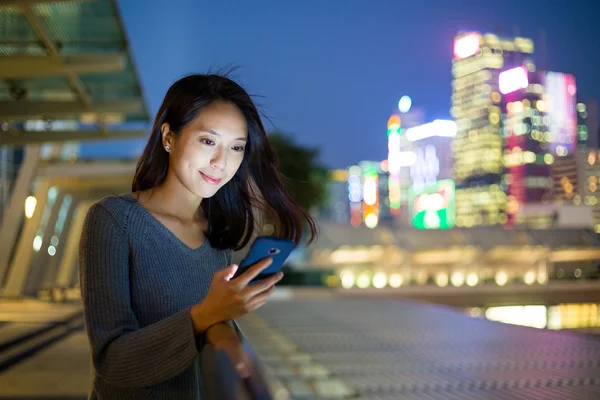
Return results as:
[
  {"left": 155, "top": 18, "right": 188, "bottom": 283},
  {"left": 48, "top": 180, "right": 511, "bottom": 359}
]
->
[{"left": 207, "top": 129, "right": 247, "bottom": 141}]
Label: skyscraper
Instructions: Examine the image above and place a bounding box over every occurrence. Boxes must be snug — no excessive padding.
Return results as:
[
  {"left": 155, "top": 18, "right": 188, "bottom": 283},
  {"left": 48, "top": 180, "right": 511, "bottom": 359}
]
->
[
  {"left": 500, "top": 69, "right": 563, "bottom": 225},
  {"left": 577, "top": 100, "right": 599, "bottom": 150},
  {"left": 451, "top": 32, "right": 534, "bottom": 227}
]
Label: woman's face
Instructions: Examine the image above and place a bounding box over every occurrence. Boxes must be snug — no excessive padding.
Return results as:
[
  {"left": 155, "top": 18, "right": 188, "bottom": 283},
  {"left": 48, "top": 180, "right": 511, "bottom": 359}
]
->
[{"left": 162, "top": 101, "right": 248, "bottom": 199}]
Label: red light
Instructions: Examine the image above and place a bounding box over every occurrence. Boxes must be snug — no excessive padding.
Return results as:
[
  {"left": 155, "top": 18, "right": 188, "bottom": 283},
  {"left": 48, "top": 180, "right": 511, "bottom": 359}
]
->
[{"left": 454, "top": 33, "right": 480, "bottom": 59}]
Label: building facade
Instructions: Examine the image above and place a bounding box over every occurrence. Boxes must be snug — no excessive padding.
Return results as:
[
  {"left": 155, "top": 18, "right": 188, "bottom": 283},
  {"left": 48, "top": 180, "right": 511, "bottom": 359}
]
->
[{"left": 451, "top": 32, "right": 535, "bottom": 227}]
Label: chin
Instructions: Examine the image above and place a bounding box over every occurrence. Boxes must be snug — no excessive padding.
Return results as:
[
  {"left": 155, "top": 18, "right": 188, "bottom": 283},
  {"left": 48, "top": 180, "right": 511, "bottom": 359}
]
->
[{"left": 196, "top": 183, "right": 224, "bottom": 199}]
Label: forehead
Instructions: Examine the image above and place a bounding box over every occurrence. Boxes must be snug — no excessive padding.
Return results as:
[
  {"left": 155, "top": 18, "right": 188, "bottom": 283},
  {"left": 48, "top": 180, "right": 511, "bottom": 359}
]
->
[{"left": 187, "top": 101, "right": 248, "bottom": 137}]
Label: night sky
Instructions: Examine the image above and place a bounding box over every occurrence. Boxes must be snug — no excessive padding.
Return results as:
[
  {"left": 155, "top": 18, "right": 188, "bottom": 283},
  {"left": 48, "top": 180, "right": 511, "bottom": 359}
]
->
[{"left": 81, "top": 0, "right": 600, "bottom": 169}]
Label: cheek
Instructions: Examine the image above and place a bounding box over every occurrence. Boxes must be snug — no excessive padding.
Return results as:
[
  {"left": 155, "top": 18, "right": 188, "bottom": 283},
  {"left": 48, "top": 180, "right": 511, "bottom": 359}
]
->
[
  {"left": 179, "top": 146, "right": 211, "bottom": 167},
  {"left": 227, "top": 154, "right": 245, "bottom": 175}
]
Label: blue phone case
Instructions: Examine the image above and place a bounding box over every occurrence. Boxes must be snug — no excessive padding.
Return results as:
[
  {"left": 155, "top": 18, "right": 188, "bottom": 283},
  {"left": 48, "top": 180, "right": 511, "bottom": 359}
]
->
[{"left": 238, "top": 236, "right": 295, "bottom": 281}]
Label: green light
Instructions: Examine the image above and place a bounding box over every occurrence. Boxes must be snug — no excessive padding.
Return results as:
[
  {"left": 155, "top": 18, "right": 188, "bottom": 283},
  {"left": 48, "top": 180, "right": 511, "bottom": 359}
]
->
[
  {"left": 408, "top": 179, "right": 456, "bottom": 230},
  {"left": 364, "top": 167, "right": 378, "bottom": 178},
  {"left": 387, "top": 126, "right": 401, "bottom": 137}
]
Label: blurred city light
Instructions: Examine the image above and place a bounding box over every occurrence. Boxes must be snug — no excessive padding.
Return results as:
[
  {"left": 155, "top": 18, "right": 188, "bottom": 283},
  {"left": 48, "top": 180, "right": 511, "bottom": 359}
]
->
[
  {"left": 340, "top": 271, "right": 355, "bottom": 289},
  {"left": 524, "top": 271, "right": 536, "bottom": 285},
  {"left": 356, "top": 272, "right": 371, "bottom": 289},
  {"left": 466, "top": 272, "right": 479, "bottom": 287},
  {"left": 398, "top": 95, "right": 412, "bottom": 113},
  {"left": 405, "top": 120, "right": 457, "bottom": 142},
  {"left": 454, "top": 32, "right": 480, "bottom": 59},
  {"left": 485, "top": 305, "right": 547, "bottom": 329},
  {"left": 372, "top": 272, "right": 387, "bottom": 289},
  {"left": 24, "top": 196, "right": 37, "bottom": 219},
  {"left": 388, "top": 273, "right": 404, "bottom": 288},
  {"left": 451, "top": 271, "right": 465, "bottom": 287},
  {"left": 498, "top": 66, "right": 529, "bottom": 94},
  {"left": 495, "top": 271, "right": 509, "bottom": 286}
]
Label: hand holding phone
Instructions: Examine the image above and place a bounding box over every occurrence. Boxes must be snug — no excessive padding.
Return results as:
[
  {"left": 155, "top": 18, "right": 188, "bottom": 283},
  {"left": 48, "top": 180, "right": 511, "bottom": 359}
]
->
[
  {"left": 233, "top": 236, "right": 296, "bottom": 283},
  {"left": 190, "top": 237, "right": 295, "bottom": 331},
  {"left": 191, "top": 257, "right": 283, "bottom": 332}
]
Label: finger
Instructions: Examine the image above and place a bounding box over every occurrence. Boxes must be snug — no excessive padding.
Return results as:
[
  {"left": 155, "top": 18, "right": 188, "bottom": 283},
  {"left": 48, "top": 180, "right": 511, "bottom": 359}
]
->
[
  {"left": 241, "top": 272, "right": 283, "bottom": 298},
  {"left": 222, "top": 264, "right": 238, "bottom": 281},
  {"left": 232, "top": 257, "right": 273, "bottom": 288},
  {"left": 246, "top": 285, "right": 276, "bottom": 310}
]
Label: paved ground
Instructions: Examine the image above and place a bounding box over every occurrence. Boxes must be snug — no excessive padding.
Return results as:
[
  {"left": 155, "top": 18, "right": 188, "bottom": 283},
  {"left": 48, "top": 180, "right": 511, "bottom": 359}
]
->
[
  {"left": 1, "top": 290, "right": 600, "bottom": 399},
  {"left": 238, "top": 289, "right": 600, "bottom": 399},
  {"left": 0, "top": 332, "right": 90, "bottom": 399}
]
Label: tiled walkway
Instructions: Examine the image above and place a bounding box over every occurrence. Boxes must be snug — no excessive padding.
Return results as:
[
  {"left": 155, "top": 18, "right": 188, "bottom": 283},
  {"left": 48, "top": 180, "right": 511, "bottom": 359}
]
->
[{"left": 238, "top": 289, "right": 600, "bottom": 399}]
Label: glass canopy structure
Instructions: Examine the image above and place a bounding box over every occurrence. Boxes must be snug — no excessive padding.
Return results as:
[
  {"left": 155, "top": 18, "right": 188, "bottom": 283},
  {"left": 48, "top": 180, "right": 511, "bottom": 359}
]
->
[{"left": 0, "top": 0, "right": 149, "bottom": 145}]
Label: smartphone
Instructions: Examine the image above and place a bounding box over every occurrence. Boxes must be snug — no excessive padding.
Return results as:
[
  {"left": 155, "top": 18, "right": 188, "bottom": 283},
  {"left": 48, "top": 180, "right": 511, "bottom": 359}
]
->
[{"left": 233, "top": 236, "right": 296, "bottom": 283}]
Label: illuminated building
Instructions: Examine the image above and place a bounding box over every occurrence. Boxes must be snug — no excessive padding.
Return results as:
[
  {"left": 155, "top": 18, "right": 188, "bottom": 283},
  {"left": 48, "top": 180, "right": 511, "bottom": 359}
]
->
[
  {"left": 500, "top": 68, "right": 554, "bottom": 225},
  {"left": 404, "top": 120, "right": 456, "bottom": 229},
  {"left": 406, "top": 120, "right": 455, "bottom": 189},
  {"left": 581, "top": 149, "right": 600, "bottom": 233},
  {"left": 334, "top": 162, "right": 391, "bottom": 228},
  {"left": 577, "top": 100, "right": 599, "bottom": 150},
  {"left": 451, "top": 32, "right": 534, "bottom": 227},
  {"left": 545, "top": 72, "right": 578, "bottom": 156},
  {"left": 548, "top": 149, "right": 600, "bottom": 231},
  {"left": 387, "top": 115, "right": 402, "bottom": 216},
  {"left": 387, "top": 99, "right": 425, "bottom": 225},
  {"left": 362, "top": 166, "right": 379, "bottom": 228},
  {"left": 347, "top": 165, "right": 363, "bottom": 227},
  {"left": 318, "top": 169, "right": 351, "bottom": 224}
]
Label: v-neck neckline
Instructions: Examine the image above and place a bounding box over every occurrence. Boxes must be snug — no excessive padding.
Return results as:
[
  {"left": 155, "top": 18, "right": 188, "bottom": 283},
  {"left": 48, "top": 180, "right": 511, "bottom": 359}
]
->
[{"left": 126, "top": 193, "right": 209, "bottom": 253}]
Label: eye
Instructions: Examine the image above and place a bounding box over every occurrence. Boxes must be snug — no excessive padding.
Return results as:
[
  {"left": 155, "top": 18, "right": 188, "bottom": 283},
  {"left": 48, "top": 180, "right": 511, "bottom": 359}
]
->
[
  {"left": 200, "top": 138, "right": 215, "bottom": 146},
  {"left": 232, "top": 145, "right": 245, "bottom": 152}
]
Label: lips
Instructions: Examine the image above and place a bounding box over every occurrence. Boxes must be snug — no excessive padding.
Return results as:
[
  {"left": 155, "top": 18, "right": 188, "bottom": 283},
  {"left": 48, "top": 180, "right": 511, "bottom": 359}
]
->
[{"left": 200, "top": 171, "right": 222, "bottom": 185}]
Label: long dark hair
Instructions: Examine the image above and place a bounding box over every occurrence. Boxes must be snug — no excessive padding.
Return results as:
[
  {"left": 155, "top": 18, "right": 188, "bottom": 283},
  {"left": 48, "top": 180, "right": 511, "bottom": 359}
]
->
[{"left": 132, "top": 74, "right": 317, "bottom": 251}]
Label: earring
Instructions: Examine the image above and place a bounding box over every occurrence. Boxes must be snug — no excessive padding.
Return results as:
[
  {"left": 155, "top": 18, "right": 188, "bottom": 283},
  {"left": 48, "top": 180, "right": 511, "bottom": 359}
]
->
[{"left": 165, "top": 145, "right": 171, "bottom": 152}]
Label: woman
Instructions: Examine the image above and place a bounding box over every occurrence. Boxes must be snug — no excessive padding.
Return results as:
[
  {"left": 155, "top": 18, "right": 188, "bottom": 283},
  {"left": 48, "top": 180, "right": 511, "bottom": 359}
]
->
[{"left": 79, "top": 73, "right": 317, "bottom": 399}]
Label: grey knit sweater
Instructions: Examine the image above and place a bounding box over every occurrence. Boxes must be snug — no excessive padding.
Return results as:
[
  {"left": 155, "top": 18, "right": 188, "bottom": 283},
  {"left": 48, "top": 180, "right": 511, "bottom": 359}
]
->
[{"left": 79, "top": 193, "right": 232, "bottom": 399}]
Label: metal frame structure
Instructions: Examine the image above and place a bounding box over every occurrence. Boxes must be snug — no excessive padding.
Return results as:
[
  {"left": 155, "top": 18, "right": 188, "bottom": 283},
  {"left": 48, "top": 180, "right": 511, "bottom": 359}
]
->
[
  {"left": 0, "top": 0, "right": 149, "bottom": 145},
  {"left": 0, "top": 0, "right": 149, "bottom": 296}
]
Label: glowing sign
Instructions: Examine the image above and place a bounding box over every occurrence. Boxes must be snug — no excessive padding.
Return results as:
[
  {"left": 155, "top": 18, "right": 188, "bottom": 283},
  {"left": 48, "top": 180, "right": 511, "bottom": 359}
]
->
[
  {"left": 499, "top": 66, "right": 529, "bottom": 95},
  {"left": 387, "top": 113, "right": 403, "bottom": 214},
  {"left": 363, "top": 176, "right": 378, "bottom": 206},
  {"left": 387, "top": 114, "right": 401, "bottom": 135},
  {"left": 398, "top": 96, "right": 412, "bottom": 113},
  {"left": 405, "top": 120, "right": 457, "bottom": 142},
  {"left": 363, "top": 168, "right": 379, "bottom": 228},
  {"left": 545, "top": 72, "right": 577, "bottom": 155},
  {"left": 454, "top": 32, "right": 480, "bottom": 59},
  {"left": 409, "top": 179, "right": 456, "bottom": 229},
  {"left": 410, "top": 145, "right": 440, "bottom": 189}
]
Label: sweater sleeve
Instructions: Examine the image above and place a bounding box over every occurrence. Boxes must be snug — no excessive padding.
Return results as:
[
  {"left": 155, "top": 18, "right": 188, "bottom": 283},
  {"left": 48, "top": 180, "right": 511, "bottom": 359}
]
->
[{"left": 79, "top": 203, "right": 200, "bottom": 388}]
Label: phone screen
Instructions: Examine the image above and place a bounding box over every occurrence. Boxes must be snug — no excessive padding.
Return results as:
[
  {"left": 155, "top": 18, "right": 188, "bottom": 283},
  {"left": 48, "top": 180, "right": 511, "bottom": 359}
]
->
[{"left": 234, "top": 236, "right": 296, "bottom": 282}]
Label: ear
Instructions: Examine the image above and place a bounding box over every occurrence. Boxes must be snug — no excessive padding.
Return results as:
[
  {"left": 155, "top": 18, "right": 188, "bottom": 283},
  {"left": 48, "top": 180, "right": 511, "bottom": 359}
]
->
[{"left": 161, "top": 123, "right": 172, "bottom": 150}]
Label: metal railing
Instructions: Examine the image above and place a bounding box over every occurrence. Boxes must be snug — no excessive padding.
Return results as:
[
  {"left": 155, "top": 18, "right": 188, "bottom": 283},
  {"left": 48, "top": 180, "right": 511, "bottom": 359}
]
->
[{"left": 201, "top": 321, "right": 275, "bottom": 400}]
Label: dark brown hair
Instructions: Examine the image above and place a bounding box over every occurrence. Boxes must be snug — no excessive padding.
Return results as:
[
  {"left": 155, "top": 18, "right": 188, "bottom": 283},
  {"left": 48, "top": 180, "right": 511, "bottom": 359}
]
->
[{"left": 132, "top": 74, "right": 317, "bottom": 250}]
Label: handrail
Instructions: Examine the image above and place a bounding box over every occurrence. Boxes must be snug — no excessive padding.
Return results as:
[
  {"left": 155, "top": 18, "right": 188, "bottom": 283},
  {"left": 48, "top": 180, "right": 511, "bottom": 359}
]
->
[{"left": 201, "top": 321, "right": 274, "bottom": 400}]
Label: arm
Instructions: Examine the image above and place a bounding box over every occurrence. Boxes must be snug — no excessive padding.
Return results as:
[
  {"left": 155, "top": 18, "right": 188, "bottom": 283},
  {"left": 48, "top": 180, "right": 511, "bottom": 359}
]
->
[{"left": 79, "top": 203, "right": 200, "bottom": 388}]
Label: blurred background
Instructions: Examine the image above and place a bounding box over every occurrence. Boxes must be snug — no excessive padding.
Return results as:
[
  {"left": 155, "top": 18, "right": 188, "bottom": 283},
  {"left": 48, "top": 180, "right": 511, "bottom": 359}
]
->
[{"left": 1, "top": 0, "right": 600, "bottom": 399}]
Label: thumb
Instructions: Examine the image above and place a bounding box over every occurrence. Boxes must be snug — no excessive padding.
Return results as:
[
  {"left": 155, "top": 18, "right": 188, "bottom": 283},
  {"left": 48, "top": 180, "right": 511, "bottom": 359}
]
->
[{"left": 220, "top": 264, "right": 238, "bottom": 281}]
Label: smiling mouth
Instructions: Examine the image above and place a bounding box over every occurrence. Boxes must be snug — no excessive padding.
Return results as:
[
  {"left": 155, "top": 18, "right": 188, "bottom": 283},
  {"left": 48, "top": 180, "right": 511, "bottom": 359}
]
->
[{"left": 200, "top": 171, "right": 222, "bottom": 185}]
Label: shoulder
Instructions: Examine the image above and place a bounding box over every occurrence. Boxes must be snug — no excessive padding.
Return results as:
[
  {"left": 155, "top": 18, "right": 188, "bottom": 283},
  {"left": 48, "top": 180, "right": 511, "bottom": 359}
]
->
[{"left": 85, "top": 194, "right": 136, "bottom": 234}]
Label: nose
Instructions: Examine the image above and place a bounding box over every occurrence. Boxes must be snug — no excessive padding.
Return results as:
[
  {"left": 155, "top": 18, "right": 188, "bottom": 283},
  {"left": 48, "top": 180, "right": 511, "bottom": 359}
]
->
[{"left": 210, "top": 147, "right": 227, "bottom": 170}]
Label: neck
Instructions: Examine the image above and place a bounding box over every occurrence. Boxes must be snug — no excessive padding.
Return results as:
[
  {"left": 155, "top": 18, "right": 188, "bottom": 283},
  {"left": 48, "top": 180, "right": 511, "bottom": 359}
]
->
[{"left": 145, "top": 174, "right": 203, "bottom": 222}]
